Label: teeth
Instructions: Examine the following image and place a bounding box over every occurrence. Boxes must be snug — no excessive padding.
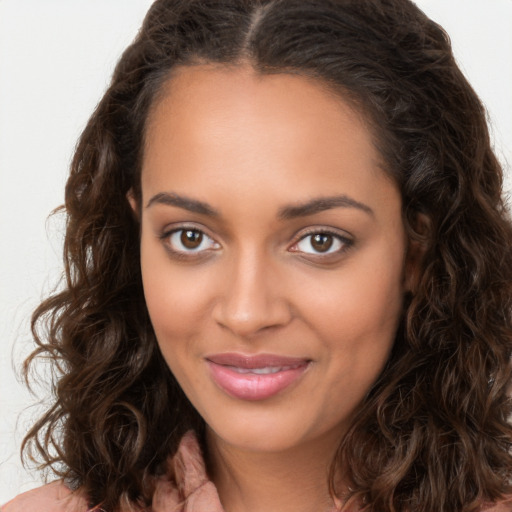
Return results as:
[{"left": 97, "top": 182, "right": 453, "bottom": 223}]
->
[{"left": 229, "top": 365, "right": 299, "bottom": 375}]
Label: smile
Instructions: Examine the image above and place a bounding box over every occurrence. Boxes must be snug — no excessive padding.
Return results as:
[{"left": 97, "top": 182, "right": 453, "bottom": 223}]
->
[
  {"left": 206, "top": 353, "right": 310, "bottom": 401},
  {"left": 228, "top": 365, "right": 301, "bottom": 375}
]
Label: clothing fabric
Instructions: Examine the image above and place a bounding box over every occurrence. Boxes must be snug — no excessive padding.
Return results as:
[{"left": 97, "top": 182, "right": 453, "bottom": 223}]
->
[
  {"left": 2, "top": 431, "right": 512, "bottom": 512},
  {"left": 1, "top": 432, "right": 223, "bottom": 512}
]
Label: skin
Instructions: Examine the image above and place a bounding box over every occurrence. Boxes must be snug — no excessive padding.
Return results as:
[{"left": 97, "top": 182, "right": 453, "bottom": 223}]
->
[{"left": 134, "top": 64, "right": 412, "bottom": 512}]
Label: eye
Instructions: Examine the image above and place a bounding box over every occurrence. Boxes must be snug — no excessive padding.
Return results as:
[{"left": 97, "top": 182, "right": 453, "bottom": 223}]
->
[
  {"left": 290, "top": 231, "right": 352, "bottom": 256},
  {"left": 165, "top": 228, "right": 220, "bottom": 254}
]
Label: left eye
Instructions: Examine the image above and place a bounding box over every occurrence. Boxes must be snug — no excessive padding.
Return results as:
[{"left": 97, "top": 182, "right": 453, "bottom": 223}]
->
[
  {"left": 292, "top": 232, "right": 347, "bottom": 255},
  {"left": 167, "top": 228, "right": 219, "bottom": 253}
]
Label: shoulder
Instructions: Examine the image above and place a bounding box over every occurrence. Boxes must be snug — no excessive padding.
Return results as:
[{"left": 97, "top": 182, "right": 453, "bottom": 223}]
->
[{"left": 1, "top": 481, "right": 89, "bottom": 512}]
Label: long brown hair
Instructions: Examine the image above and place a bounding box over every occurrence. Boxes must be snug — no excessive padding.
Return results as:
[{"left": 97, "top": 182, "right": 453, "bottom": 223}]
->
[{"left": 23, "top": 1, "right": 512, "bottom": 510}]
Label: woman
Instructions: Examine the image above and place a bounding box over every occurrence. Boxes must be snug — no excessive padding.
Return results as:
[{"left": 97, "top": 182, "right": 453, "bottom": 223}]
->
[{"left": 3, "top": 0, "right": 512, "bottom": 511}]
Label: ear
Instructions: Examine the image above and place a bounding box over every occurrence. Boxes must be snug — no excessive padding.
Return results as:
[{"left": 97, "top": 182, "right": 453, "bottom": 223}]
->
[
  {"left": 404, "top": 213, "right": 430, "bottom": 294},
  {"left": 126, "top": 188, "right": 140, "bottom": 219}
]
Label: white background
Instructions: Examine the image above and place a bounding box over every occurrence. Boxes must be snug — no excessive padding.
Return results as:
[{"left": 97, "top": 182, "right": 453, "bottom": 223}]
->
[{"left": 1, "top": 0, "right": 511, "bottom": 503}]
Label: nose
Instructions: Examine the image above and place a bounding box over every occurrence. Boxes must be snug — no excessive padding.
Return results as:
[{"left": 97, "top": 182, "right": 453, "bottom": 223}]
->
[{"left": 212, "top": 249, "right": 293, "bottom": 338}]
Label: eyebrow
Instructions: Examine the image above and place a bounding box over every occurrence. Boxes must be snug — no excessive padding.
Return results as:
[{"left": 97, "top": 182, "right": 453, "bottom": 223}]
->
[
  {"left": 278, "top": 195, "right": 374, "bottom": 219},
  {"left": 146, "top": 191, "right": 374, "bottom": 219},
  {"left": 146, "top": 192, "right": 219, "bottom": 216}
]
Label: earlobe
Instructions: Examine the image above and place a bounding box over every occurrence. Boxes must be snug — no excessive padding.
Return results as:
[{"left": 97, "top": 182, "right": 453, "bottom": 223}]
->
[{"left": 404, "top": 213, "right": 430, "bottom": 294}]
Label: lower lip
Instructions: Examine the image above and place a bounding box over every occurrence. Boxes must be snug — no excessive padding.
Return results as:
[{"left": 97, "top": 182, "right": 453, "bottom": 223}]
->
[{"left": 207, "top": 361, "right": 309, "bottom": 401}]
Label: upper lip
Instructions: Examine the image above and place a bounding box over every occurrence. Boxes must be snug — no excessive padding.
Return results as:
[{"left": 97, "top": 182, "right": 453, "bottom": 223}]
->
[{"left": 206, "top": 353, "right": 310, "bottom": 369}]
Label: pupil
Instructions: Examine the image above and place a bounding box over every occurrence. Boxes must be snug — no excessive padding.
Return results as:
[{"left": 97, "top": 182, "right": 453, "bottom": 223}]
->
[
  {"left": 181, "top": 230, "right": 202, "bottom": 249},
  {"left": 311, "top": 233, "right": 333, "bottom": 252}
]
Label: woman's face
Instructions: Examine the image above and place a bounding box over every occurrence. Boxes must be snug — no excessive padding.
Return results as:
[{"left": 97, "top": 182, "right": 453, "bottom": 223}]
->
[{"left": 138, "top": 65, "right": 409, "bottom": 453}]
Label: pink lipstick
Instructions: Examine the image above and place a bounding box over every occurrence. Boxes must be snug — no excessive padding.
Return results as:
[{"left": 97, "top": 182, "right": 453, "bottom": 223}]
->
[{"left": 206, "top": 353, "right": 310, "bottom": 401}]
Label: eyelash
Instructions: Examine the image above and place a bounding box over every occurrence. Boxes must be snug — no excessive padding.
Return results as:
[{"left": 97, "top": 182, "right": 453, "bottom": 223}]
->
[{"left": 159, "top": 225, "right": 353, "bottom": 260}]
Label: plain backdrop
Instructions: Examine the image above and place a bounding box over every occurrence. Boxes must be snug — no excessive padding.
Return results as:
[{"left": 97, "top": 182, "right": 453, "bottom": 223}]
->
[{"left": 1, "top": 0, "right": 511, "bottom": 503}]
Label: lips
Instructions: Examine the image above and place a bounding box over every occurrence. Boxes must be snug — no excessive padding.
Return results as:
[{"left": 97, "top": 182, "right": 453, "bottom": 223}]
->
[{"left": 206, "top": 353, "right": 310, "bottom": 401}]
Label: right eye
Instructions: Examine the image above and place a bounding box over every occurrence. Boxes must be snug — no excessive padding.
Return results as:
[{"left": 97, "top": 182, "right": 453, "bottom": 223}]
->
[{"left": 164, "top": 228, "right": 220, "bottom": 255}]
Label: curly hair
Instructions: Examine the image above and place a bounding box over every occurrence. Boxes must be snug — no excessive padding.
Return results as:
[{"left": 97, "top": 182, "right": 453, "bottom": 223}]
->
[{"left": 23, "top": 0, "right": 512, "bottom": 511}]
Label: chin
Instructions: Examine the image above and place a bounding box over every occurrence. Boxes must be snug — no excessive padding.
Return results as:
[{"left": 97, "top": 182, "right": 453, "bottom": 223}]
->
[
  {"left": 203, "top": 404, "right": 341, "bottom": 455},
  {"left": 210, "top": 425, "right": 305, "bottom": 453}
]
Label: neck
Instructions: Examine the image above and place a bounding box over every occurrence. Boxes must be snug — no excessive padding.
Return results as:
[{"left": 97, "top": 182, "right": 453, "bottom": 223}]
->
[{"left": 205, "top": 428, "right": 343, "bottom": 512}]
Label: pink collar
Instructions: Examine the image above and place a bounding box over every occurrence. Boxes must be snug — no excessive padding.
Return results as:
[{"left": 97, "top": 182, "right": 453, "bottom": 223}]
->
[{"left": 151, "top": 431, "right": 224, "bottom": 512}]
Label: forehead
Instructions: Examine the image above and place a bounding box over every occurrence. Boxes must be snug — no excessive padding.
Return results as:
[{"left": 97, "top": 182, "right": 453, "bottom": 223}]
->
[
  {"left": 141, "top": 64, "right": 397, "bottom": 216},
  {"left": 145, "top": 64, "right": 374, "bottom": 158}
]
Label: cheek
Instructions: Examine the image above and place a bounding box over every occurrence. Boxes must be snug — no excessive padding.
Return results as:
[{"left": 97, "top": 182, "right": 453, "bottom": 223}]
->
[
  {"left": 140, "top": 254, "right": 211, "bottom": 397},
  {"left": 303, "top": 249, "right": 405, "bottom": 344},
  {"left": 310, "top": 253, "right": 404, "bottom": 415},
  {"left": 140, "top": 237, "right": 211, "bottom": 344}
]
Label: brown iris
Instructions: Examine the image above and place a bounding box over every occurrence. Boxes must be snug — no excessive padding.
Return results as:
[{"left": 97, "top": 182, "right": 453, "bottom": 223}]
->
[
  {"left": 310, "top": 233, "right": 333, "bottom": 252},
  {"left": 180, "top": 229, "right": 203, "bottom": 249}
]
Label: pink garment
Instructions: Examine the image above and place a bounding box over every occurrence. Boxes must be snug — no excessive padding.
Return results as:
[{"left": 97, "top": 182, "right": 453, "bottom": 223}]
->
[
  {"left": 2, "top": 431, "right": 512, "bottom": 511},
  {"left": 151, "top": 431, "right": 224, "bottom": 512},
  {"left": 1, "top": 432, "right": 223, "bottom": 512}
]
